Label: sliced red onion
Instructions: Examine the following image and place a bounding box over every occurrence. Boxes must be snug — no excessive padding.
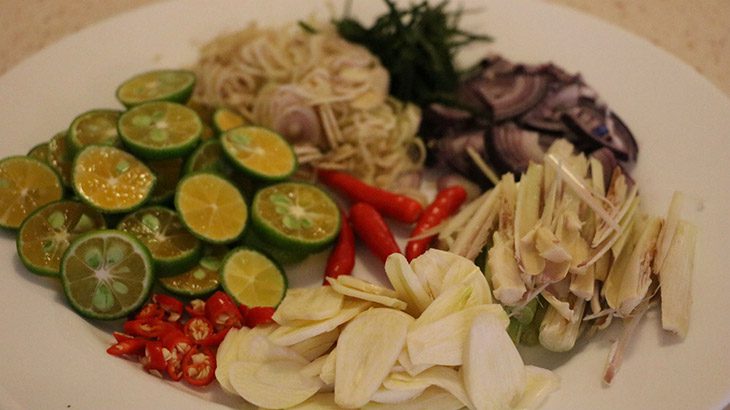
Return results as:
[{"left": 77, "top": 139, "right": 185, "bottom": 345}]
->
[
  {"left": 562, "top": 99, "right": 638, "bottom": 162},
  {"left": 589, "top": 147, "right": 618, "bottom": 188},
  {"left": 470, "top": 73, "right": 549, "bottom": 121},
  {"left": 485, "top": 122, "right": 555, "bottom": 175}
]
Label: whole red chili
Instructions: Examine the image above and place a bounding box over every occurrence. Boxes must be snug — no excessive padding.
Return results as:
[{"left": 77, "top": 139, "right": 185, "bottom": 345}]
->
[
  {"left": 182, "top": 346, "right": 216, "bottom": 386},
  {"left": 405, "top": 186, "right": 467, "bottom": 261},
  {"left": 324, "top": 208, "right": 355, "bottom": 284},
  {"left": 317, "top": 169, "right": 423, "bottom": 224},
  {"left": 349, "top": 202, "right": 401, "bottom": 263}
]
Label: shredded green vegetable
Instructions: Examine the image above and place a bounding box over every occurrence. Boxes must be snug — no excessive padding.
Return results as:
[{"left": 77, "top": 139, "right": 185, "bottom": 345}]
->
[{"left": 334, "top": 0, "right": 492, "bottom": 107}]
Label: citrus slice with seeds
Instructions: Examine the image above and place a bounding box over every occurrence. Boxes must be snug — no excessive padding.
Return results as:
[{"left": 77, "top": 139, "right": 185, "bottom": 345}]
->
[
  {"left": 48, "top": 131, "right": 73, "bottom": 187},
  {"left": 60, "top": 229, "right": 154, "bottom": 320},
  {"left": 175, "top": 172, "right": 248, "bottom": 244},
  {"left": 71, "top": 145, "right": 156, "bottom": 213},
  {"left": 118, "top": 101, "right": 202, "bottom": 160},
  {"left": 213, "top": 107, "right": 246, "bottom": 135},
  {"left": 67, "top": 109, "right": 122, "bottom": 153},
  {"left": 17, "top": 200, "right": 106, "bottom": 276},
  {"left": 27, "top": 142, "right": 50, "bottom": 163},
  {"left": 159, "top": 245, "right": 227, "bottom": 297},
  {"left": 220, "top": 126, "right": 296, "bottom": 181},
  {"left": 251, "top": 182, "right": 340, "bottom": 253},
  {"left": 116, "top": 69, "right": 196, "bottom": 108},
  {"left": 0, "top": 156, "right": 64, "bottom": 229},
  {"left": 147, "top": 157, "right": 183, "bottom": 205},
  {"left": 184, "top": 140, "right": 234, "bottom": 176},
  {"left": 220, "top": 247, "right": 287, "bottom": 308},
  {"left": 117, "top": 206, "right": 201, "bottom": 276}
]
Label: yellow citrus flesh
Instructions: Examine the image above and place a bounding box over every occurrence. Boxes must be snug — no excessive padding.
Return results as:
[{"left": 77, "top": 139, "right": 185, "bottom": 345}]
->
[
  {"left": 213, "top": 108, "right": 246, "bottom": 134},
  {"left": 117, "top": 70, "right": 195, "bottom": 106},
  {"left": 222, "top": 248, "right": 285, "bottom": 307},
  {"left": 72, "top": 146, "right": 155, "bottom": 213},
  {"left": 69, "top": 110, "right": 121, "bottom": 150},
  {"left": 48, "top": 131, "right": 73, "bottom": 186},
  {"left": 18, "top": 200, "right": 105, "bottom": 275},
  {"left": 118, "top": 101, "right": 202, "bottom": 157},
  {"left": 176, "top": 173, "right": 247, "bottom": 243},
  {"left": 159, "top": 245, "right": 226, "bottom": 296},
  {"left": 0, "top": 157, "right": 63, "bottom": 229},
  {"left": 147, "top": 158, "right": 183, "bottom": 203},
  {"left": 221, "top": 126, "right": 296, "bottom": 180}
]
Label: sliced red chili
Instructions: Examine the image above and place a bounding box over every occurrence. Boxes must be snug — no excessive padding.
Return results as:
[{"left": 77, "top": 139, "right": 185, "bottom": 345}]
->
[
  {"left": 123, "top": 318, "right": 179, "bottom": 339},
  {"left": 142, "top": 341, "right": 167, "bottom": 376},
  {"left": 324, "top": 208, "right": 355, "bottom": 284},
  {"left": 185, "top": 299, "right": 206, "bottom": 318},
  {"left": 182, "top": 346, "right": 216, "bottom": 386},
  {"left": 199, "top": 326, "right": 231, "bottom": 347},
  {"left": 183, "top": 317, "right": 215, "bottom": 344},
  {"left": 135, "top": 302, "right": 164, "bottom": 320},
  {"left": 106, "top": 337, "right": 147, "bottom": 357},
  {"left": 112, "top": 331, "right": 135, "bottom": 343},
  {"left": 205, "top": 291, "right": 243, "bottom": 330},
  {"left": 152, "top": 293, "right": 184, "bottom": 322},
  {"left": 245, "top": 306, "right": 276, "bottom": 328},
  {"left": 160, "top": 331, "right": 193, "bottom": 382},
  {"left": 405, "top": 185, "right": 467, "bottom": 261}
]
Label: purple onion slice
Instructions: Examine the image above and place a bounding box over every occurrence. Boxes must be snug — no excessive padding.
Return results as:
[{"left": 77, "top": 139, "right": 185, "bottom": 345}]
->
[
  {"left": 485, "top": 122, "right": 556, "bottom": 175},
  {"left": 589, "top": 147, "right": 618, "bottom": 188},
  {"left": 562, "top": 99, "right": 639, "bottom": 162},
  {"left": 470, "top": 73, "right": 549, "bottom": 121}
]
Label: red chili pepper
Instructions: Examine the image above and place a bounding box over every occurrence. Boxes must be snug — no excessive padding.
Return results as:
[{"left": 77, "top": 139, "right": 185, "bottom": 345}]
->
[
  {"left": 123, "top": 318, "right": 179, "bottom": 339},
  {"left": 199, "top": 326, "right": 232, "bottom": 347},
  {"left": 183, "top": 317, "right": 215, "bottom": 344},
  {"left": 238, "top": 304, "right": 249, "bottom": 322},
  {"left": 405, "top": 186, "right": 468, "bottom": 261},
  {"left": 205, "top": 291, "right": 243, "bottom": 330},
  {"left": 161, "top": 331, "right": 193, "bottom": 382},
  {"left": 317, "top": 169, "right": 423, "bottom": 224},
  {"left": 112, "top": 331, "right": 135, "bottom": 343},
  {"left": 106, "top": 337, "right": 147, "bottom": 357},
  {"left": 323, "top": 209, "right": 355, "bottom": 284},
  {"left": 349, "top": 202, "right": 401, "bottom": 263},
  {"left": 142, "top": 341, "right": 167, "bottom": 376},
  {"left": 182, "top": 346, "right": 216, "bottom": 386},
  {"left": 135, "top": 302, "right": 164, "bottom": 320},
  {"left": 185, "top": 299, "right": 206, "bottom": 318},
  {"left": 152, "top": 293, "right": 184, "bottom": 322},
  {"left": 245, "top": 306, "right": 276, "bottom": 328}
]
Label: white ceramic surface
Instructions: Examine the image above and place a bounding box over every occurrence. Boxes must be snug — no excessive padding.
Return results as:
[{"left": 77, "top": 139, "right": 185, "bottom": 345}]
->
[{"left": 1, "top": 0, "right": 729, "bottom": 409}]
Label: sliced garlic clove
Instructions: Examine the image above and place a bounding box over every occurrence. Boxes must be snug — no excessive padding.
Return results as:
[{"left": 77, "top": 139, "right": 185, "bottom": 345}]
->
[
  {"left": 228, "top": 359, "right": 322, "bottom": 409},
  {"left": 273, "top": 286, "right": 344, "bottom": 325},
  {"left": 326, "top": 277, "right": 407, "bottom": 310},
  {"left": 289, "top": 327, "right": 340, "bottom": 361},
  {"left": 269, "top": 299, "right": 371, "bottom": 346}
]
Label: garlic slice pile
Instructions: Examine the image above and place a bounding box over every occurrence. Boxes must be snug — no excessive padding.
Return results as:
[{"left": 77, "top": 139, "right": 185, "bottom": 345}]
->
[{"left": 216, "top": 249, "right": 559, "bottom": 409}]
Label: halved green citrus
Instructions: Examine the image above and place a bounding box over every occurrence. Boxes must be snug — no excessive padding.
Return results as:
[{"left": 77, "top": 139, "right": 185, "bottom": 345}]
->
[
  {"left": 175, "top": 172, "right": 248, "bottom": 244},
  {"left": 48, "top": 131, "right": 73, "bottom": 187},
  {"left": 220, "top": 247, "right": 287, "bottom": 307},
  {"left": 67, "top": 109, "right": 122, "bottom": 153},
  {"left": 213, "top": 107, "right": 246, "bottom": 135},
  {"left": 241, "top": 228, "right": 309, "bottom": 265},
  {"left": 147, "top": 157, "right": 183, "bottom": 204},
  {"left": 60, "top": 229, "right": 154, "bottom": 320},
  {"left": 27, "top": 142, "right": 50, "bottom": 163},
  {"left": 220, "top": 126, "right": 296, "bottom": 181},
  {"left": 118, "top": 101, "right": 202, "bottom": 160},
  {"left": 117, "top": 206, "right": 201, "bottom": 276},
  {"left": 159, "top": 245, "right": 227, "bottom": 297},
  {"left": 17, "top": 200, "right": 106, "bottom": 276},
  {"left": 116, "top": 69, "right": 196, "bottom": 108},
  {"left": 0, "top": 156, "right": 64, "bottom": 229},
  {"left": 71, "top": 145, "right": 156, "bottom": 213},
  {"left": 184, "top": 140, "right": 234, "bottom": 176},
  {"left": 250, "top": 182, "right": 340, "bottom": 253}
]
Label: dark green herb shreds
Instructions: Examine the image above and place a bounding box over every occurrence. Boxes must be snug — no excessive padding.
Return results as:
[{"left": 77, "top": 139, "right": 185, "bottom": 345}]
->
[{"left": 334, "top": 0, "right": 492, "bottom": 107}]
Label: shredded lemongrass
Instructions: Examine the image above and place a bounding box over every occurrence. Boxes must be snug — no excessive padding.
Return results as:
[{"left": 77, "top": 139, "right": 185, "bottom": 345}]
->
[{"left": 466, "top": 146, "right": 500, "bottom": 186}]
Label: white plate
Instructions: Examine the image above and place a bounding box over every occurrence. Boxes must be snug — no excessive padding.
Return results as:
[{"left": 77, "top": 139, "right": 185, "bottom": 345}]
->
[{"left": 1, "top": 0, "right": 729, "bottom": 409}]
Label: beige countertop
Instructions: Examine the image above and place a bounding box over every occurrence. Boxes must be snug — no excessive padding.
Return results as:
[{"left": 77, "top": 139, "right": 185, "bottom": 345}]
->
[{"left": 1, "top": 0, "right": 729, "bottom": 97}]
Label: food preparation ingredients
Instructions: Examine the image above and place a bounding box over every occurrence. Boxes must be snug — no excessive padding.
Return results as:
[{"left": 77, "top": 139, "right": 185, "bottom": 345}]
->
[
  {"left": 349, "top": 202, "right": 401, "bottom": 263},
  {"left": 60, "top": 230, "right": 154, "bottom": 320},
  {"left": 220, "top": 126, "right": 297, "bottom": 182},
  {"left": 17, "top": 200, "right": 105, "bottom": 276},
  {"left": 71, "top": 145, "right": 156, "bottom": 213},
  {"left": 0, "top": 156, "right": 63, "bottom": 229},
  {"left": 220, "top": 247, "right": 287, "bottom": 308},
  {"left": 116, "top": 69, "right": 196, "bottom": 107},
  {"left": 117, "top": 206, "right": 202, "bottom": 276},
  {"left": 67, "top": 109, "right": 122, "bottom": 153},
  {"left": 318, "top": 169, "right": 423, "bottom": 224},
  {"left": 324, "top": 209, "right": 356, "bottom": 283},
  {"left": 405, "top": 185, "right": 467, "bottom": 261},
  {"left": 118, "top": 101, "right": 203, "bottom": 160},
  {"left": 250, "top": 181, "right": 341, "bottom": 253},
  {"left": 159, "top": 246, "right": 226, "bottom": 297},
  {"left": 175, "top": 172, "right": 248, "bottom": 244}
]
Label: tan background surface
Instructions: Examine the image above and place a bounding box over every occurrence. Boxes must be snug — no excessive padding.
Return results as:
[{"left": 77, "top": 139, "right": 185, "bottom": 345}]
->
[{"left": 1, "top": 0, "right": 729, "bottom": 97}]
